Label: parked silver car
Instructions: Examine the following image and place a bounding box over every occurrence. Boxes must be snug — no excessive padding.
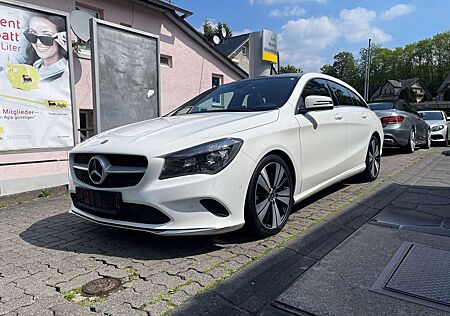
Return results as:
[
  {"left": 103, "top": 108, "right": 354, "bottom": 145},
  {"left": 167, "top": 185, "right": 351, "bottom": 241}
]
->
[
  {"left": 419, "top": 110, "right": 448, "bottom": 146},
  {"left": 368, "top": 100, "right": 430, "bottom": 153}
]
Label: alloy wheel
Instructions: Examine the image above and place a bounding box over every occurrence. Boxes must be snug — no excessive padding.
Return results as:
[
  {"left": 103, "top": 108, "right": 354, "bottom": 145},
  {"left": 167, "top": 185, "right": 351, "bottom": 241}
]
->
[
  {"left": 368, "top": 138, "right": 381, "bottom": 179},
  {"left": 410, "top": 130, "right": 416, "bottom": 152},
  {"left": 254, "top": 162, "right": 291, "bottom": 229}
]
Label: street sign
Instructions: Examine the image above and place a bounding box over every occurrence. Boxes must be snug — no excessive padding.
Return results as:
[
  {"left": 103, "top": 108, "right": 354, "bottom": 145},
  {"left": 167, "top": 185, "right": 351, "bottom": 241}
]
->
[{"left": 262, "top": 29, "right": 277, "bottom": 64}]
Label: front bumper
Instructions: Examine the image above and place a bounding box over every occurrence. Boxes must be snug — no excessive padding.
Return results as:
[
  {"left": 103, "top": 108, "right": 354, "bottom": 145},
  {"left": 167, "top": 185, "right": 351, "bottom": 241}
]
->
[
  {"left": 430, "top": 127, "right": 448, "bottom": 142},
  {"left": 68, "top": 151, "right": 256, "bottom": 236}
]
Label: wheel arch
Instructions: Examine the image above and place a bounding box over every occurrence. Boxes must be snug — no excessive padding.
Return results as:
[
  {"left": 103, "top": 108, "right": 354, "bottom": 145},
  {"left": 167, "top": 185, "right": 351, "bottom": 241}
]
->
[{"left": 263, "top": 149, "right": 297, "bottom": 191}]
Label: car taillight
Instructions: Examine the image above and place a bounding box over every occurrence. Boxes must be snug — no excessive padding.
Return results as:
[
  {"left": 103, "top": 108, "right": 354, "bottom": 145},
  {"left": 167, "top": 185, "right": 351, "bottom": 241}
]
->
[{"left": 381, "top": 116, "right": 405, "bottom": 124}]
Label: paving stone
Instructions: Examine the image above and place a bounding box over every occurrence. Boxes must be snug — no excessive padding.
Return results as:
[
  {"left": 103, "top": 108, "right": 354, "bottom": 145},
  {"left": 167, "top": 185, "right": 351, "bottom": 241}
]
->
[{"left": 0, "top": 147, "right": 440, "bottom": 315}]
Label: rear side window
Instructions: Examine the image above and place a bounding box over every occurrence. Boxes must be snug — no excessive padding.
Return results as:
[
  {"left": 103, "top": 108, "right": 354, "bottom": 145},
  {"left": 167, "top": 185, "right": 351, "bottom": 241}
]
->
[
  {"left": 326, "top": 81, "right": 353, "bottom": 106},
  {"left": 349, "top": 91, "right": 367, "bottom": 108},
  {"left": 298, "top": 79, "right": 332, "bottom": 107}
]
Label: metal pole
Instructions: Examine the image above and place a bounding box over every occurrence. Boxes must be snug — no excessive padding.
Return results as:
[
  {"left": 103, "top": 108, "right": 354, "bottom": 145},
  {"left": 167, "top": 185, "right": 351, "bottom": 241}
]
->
[{"left": 364, "top": 38, "right": 371, "bottom": 101}]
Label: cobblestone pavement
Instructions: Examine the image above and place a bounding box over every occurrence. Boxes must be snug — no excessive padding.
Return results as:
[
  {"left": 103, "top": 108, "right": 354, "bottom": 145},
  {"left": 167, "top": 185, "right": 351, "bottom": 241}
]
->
[{"left": 0, "top": 147, "right": 442, "bottom": 316}]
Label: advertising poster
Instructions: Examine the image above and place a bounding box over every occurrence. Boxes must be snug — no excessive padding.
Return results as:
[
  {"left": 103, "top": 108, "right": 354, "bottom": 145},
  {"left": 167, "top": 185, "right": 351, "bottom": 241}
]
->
[{"left": 0, "top": 2, "right": 74, "bottom": 152}]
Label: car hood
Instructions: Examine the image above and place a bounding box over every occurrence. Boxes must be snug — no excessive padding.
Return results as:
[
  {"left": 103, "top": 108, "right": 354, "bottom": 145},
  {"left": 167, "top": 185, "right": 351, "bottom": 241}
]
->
[
  {"left": 73, "top": 111, "right": 279, "bottom": 156},
  {"left": 425, "top": 120, "right": 447, "bottom": 126}
]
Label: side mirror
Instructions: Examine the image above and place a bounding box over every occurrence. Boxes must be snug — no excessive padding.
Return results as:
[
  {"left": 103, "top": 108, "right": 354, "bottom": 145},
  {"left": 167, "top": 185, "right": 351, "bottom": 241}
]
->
[{"left": 304, "top": 95, "right": 333, "bottom": 110}]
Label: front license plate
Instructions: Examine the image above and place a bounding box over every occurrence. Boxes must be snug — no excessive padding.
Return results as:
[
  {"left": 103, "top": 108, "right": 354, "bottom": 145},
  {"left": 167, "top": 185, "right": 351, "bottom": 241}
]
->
[{"left": 75, "top": 187, "right": 122, "bottom": 212}]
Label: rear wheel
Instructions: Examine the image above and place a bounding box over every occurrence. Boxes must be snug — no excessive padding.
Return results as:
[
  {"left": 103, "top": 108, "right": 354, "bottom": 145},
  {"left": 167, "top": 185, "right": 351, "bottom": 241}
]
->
[
  {"left": 402, "top": 129, "right": 416, "bottom": 153},
  {"left": 244, "top": 155, "right": 293, "bottom": 237},
  {"left": 421, "top": 130, "right": 431, "bottom": 149},
  {"left": 361, "top": 135, "right": 381, "bottom": 182}
]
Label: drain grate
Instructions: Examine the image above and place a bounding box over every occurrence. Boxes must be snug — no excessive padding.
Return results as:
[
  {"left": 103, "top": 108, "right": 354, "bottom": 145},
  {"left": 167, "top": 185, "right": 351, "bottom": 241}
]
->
[
  {"left": 384, "top": 244, "right": 450, "bottom": 306},
  {"left": 82, "top": 277, "right": 122, "bottom": 296},
  {"left": 371, "top": 242, "right": 450, "bottom": 312}
]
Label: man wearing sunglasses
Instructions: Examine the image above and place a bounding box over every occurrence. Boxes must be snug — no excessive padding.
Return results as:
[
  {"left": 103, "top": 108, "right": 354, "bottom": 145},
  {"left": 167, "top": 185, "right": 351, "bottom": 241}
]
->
[{"left": 24, "top": 15, "right": 68, "bottom": 82}]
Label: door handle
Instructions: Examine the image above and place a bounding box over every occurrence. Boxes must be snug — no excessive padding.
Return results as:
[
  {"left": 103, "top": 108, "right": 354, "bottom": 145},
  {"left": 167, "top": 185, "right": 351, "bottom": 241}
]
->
[
  {"left": 361, "top": 113, "right": 368, "bottom": 119},
  {"left": 334, "top": 114, "right": 344, "bottom": 120}
]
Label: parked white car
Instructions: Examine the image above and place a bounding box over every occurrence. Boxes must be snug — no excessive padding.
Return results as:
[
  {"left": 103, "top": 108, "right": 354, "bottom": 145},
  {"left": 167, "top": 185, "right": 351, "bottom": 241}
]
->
[
  {"left": 419, "top": 110, "right": 448, "bottom": 146},
  {"left": 69, "top": 73, "right": 383, "bottom": 237}
]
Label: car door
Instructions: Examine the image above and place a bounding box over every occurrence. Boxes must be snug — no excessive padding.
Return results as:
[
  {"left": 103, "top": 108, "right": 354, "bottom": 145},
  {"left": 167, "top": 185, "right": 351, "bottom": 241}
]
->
[
  {"left": 326, "top": 81, "right": 371, "bottom": 171},
  {"left": 404, "top": 101, "right": 427, "bottom": 142},
  {"left": 347, "top": 88, "right": 373, "bottom": 169},
  {"left": 294, "top": 78, "right": 347, "bottom": 192}
]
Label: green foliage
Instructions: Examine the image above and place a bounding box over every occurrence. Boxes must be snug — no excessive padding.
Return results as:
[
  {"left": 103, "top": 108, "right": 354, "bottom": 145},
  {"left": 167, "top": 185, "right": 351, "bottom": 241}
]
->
[
  {"left": 279, "top": 64, "right": 302, "bottom": 73},
  {"left": 399, "top": 87, "right": 418, "bottom": 103},
  {"left": 320, "top": 30, "right": 450, "bottom": 99},
  {"left": 38, "top": 188, "right": 52, "bottom": 198},
  {"left": 202, "top": 20, "right": 233, "bottom": 44}
]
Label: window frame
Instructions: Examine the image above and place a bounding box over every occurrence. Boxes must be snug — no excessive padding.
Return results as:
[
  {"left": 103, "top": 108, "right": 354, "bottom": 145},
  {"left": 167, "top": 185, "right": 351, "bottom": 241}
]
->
[
  {"left": 160, "top": 55, "right": 172, "bottom": 68},
  {"left": 325, "top": 80, "right": 353, "bottom": 107},
  {"left": 296, "top": 78, "right": 334, "bottom": 114}
]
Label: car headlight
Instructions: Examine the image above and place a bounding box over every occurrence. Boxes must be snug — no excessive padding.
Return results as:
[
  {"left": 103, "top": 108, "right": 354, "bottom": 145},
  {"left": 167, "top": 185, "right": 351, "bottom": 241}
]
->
[
  {"left": 159, "top": 138, "right": 243, "bottom": 179},
  {"left": 431, "top": 125, "right": 445, "bottom": 132}
]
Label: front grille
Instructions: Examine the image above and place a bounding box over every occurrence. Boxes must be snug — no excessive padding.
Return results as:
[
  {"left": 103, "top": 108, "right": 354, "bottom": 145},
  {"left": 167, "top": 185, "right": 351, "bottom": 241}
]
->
[
  {"left": 71, "top": 193, "right": 170, "bottom": 225},
  {"left": 74, "top": 153, "right": 147, "bottom": 167},
  {"left": 431, "top": 135, "right": 444, "bottom": 140},
  {"left": 72, "top": 153, "right": 148, "bottom": 188}
]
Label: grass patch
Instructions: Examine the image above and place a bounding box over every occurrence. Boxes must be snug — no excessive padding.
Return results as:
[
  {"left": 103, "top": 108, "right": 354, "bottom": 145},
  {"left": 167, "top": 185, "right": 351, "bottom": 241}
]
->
[{"left": 38, "top": 188, "right": 52, "bottom": 198}]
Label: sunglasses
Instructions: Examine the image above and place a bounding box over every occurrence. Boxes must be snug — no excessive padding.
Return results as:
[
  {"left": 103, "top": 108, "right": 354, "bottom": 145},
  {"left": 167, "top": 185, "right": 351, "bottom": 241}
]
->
[{"left": 24, "top": 31, "right": 56, "bottom": 46}]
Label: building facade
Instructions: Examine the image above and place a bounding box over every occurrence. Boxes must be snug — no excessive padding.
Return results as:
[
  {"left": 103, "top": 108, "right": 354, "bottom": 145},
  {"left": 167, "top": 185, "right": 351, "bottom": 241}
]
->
[
  {"left": 0, "top": 0, "right": 246, "bottom": 196},
  {"left": 371, "top": 78, "right": 427, "bottom": 103}
]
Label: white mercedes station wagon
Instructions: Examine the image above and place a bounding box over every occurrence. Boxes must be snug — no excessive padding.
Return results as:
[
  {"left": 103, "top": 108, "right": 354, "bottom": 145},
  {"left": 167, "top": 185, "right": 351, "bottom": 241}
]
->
[{"left": 69, "top": 73, "right": 383, "bottom": 237}]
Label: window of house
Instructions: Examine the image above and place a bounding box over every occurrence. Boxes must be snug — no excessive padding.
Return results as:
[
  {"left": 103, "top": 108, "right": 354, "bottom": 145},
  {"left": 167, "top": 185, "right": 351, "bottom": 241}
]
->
[
  {"left": 242, "top": 46, "right": 247, "bottom": 56},
  {"left": 160, "top": 55, "right": 172, "bottom": 68},
  {"left": 75, "top": 4, "right": 102, "bottom": 58},
  {"left": 212, "top": 74, "right": 223, "bottom": 105},
  {"left": 79, "top": 110, "right": 94, "bottom": 142}
]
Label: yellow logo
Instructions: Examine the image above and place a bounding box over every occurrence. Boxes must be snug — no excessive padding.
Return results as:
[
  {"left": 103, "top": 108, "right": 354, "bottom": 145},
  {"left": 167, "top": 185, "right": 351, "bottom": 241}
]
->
[
  {"left": 46, "top": 99, "right": 69, "bottom": 109},
  {"left": 7, "top": 64, "right": 40, "bottom": 91}
]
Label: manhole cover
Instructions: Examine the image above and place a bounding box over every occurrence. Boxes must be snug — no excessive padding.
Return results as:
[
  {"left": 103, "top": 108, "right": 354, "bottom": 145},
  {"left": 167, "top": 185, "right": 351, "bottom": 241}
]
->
[
  {"left": 371, "top": 242, "right": 450, "bottom": 312},
  {"left": 384, "top": 244, "right": 450, "bottom": 306},
  {"left": 82, "top": 277, "right": 122, "bottom": 296}
]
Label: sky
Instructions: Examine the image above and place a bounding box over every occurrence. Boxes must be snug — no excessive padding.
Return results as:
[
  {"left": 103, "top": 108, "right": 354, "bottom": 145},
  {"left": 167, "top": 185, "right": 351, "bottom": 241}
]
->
[{"left": 175, "top": 0, "right": 450, "bottom": 72}]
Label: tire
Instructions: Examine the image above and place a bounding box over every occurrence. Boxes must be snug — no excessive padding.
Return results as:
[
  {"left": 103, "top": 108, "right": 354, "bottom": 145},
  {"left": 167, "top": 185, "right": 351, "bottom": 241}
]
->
[
  {"left": 361, "top": 135, "right": 381, "bottom": 182},
  {"left": 421, "top": 130, "right": 431, "bottom": 149},
  {"left": 402, "top": 129, "right": 416, "bottom": 154},
  {"left": 444, "top": 134, "right": 448, "bottom": 147},
  {"left": 244, "top": 155, "right": 293, "bottom": 237}
]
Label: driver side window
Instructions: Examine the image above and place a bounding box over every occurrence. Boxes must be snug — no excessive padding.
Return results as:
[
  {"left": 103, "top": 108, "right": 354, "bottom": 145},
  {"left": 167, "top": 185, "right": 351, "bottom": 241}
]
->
[{"left": 297, "top": 79, "right": 331, "bottom": 112}]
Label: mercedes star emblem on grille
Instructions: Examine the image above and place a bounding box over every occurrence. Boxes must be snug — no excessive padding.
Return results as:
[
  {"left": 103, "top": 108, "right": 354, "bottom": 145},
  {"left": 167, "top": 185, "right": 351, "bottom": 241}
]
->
[{"left": 88, "top": 156, "right": 110, "bottom": 185}]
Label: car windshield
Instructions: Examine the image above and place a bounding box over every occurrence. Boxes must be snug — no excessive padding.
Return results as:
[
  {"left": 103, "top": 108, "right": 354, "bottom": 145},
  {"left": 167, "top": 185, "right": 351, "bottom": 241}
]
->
[
  {"left": 368, "top": 102, "right": 394, "bottom": 110},
  {"left": 420, "top": 111, "right": 444, "bottom": 121},
  {"left": 170, "top": 76, "right": 300, "bottom": 115}
]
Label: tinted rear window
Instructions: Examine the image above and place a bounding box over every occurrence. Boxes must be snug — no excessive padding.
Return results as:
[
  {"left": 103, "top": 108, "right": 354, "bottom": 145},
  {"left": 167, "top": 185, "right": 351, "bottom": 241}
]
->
[
  {"left": 327, "top": 81, "right": 353, "bottom": 106},
  {"left": 369, "top": 103, "right": 394, "bottom": 110}
]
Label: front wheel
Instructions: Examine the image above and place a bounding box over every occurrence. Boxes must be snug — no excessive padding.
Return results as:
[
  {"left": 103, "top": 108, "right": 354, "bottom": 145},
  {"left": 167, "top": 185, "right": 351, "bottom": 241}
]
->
[
  {"left": 244, "top": 155, "right": 293, "bottom": 237},
  {"left": 361, "top": 135, "right": 381, "bottom": 182},
  {"left": 421, "top": 130, "right": 431, "bottom": 149}
]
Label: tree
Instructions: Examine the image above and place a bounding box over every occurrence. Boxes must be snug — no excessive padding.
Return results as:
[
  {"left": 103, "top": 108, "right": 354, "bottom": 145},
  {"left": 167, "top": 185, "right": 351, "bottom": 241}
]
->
[
  {"left": 321, "top": 51, "right": 362, "bottom": 93},
  {"left": 399, "top": 87, "right": 418, "bottom": 103},
  {"left": 280, "top": 65, "right": 302, "bottom": 73},
  {"left": 320, "top": 30, "right": 450, "bottom": 99},
  {"left": 202, "top": 20, "right": 233, "bottom": 44}
]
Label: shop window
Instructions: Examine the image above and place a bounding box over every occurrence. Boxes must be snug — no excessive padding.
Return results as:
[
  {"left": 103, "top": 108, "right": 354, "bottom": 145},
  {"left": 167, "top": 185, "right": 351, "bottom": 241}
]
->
[
  {"left": 75, "top": 4, "right": 102, "bottom": 58},
  {"left": 79, "top": 110, "right": 94, "bottom": 142},
  {"left": 160, "top": 55, "right": 172, "bottom": 68}
]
